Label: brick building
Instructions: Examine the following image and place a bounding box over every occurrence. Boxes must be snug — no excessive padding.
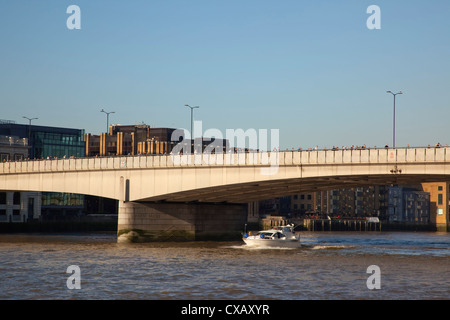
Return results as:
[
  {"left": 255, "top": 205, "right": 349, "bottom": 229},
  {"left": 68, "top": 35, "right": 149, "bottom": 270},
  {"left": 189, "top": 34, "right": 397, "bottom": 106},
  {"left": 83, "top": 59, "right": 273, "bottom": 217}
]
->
[{"left": 421, "top": 182, "right": 450, "bottom": 230}]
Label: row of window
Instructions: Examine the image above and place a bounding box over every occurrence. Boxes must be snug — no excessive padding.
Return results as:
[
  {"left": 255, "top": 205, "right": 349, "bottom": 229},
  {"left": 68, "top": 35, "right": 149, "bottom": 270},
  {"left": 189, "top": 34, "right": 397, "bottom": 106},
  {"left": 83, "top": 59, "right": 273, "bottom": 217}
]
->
[
  {"left": 0, "top": 192, "right": 86, "bottom": 209},
  {"left": 0, "top": 209, "right": 21, "bottom": 215},
  {"left": 34, "top": 146, "right": 84, "bottom": 159},
  {"left": 34, "top": 132, "right": 84, "bottom": 144},
  {"left": 293, "top": 204, "right": 312, "bottom": 210},
  {"left": 0, "top": 192, "right": 21, "bottom": 205},
  {"left": 293, "top": 194, "right": 312, "bottom": 200},
  {"left": 41, "top": 192, "right": 84, "bottom": 207}
]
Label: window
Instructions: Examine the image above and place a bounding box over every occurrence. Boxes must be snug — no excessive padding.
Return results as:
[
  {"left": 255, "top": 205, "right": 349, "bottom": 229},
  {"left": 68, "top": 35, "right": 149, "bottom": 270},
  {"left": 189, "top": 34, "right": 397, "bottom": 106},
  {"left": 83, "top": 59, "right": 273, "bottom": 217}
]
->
[
  {"left": 42, "top": 192, "right": 84, "bottom": 207},
  {"left": 13, "top": 192, "right": 20, "bottom": 205},
  {"left": 438, "top": 186, "right": 443, "bottom": 191},
  {"left": 0, "top": 193, "right": 6, "bottom": 204},
  {"left": 0, "top": 209, "right": 6, "bottom": 221},
  {"left": 438, "top": 194, "right": 443, "bottom": 205}
]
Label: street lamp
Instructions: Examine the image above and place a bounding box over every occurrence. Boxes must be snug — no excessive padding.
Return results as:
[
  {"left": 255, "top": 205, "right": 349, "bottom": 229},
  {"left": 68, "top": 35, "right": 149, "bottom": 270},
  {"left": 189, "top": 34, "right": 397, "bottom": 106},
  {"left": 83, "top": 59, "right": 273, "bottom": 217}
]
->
[
  {"left": 386, "top": 91, "right": 403, "bottom": 148},
  {"left": 100, "top": 109, "right": 115, "bottom": 134},
  {"left": 22, "top": 116, "right": 38, "bottom": 141},
  {"left": 185, "top": 104, "right": 199, "bottom": 153}
]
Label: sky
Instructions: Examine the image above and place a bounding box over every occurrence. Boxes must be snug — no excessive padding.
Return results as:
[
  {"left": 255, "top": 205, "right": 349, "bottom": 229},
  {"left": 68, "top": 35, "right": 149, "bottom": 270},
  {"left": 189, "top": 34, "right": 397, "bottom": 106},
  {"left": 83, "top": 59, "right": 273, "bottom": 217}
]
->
[{"left": 1, "top": 0, "right": 449, "bottom": 150}]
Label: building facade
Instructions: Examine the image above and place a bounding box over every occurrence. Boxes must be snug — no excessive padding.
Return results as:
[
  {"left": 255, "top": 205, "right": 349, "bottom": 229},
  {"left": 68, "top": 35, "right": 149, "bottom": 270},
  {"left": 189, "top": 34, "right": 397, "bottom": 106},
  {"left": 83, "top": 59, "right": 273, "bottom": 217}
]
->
[
  {"left": 421, "top": 182, "right": 450, "bottom": 230},
  {"left": 286, "top": 186, "right": 388, "bottom": 219},
  {"left": 329, "top": 186, "right": 389, "bottom": 218},
  {"left": 0, "top": 121, "right": 85, "bottom": 159},
  {"left": 291, "top": 192, "right": 317, "bottom": 214},
  {"left": 85, "top": 124, "right": 228, "bottom": 157},
  {"left": 0, "top": 134, "right": 41, "bottom": 222},
  {"left": 0, "top": 121, "right": 86, "bottom": 220},
  {"left": 387, "top": 186, "right": 430, "bottom": 223},
  {"left": 0, "top": 135, "right": 28, "bottom": 162},
  {"left": 259, "top": 183, "right": 443, "bottom": 227},
  {"left": 85, "top": 125, "right": 180, "bottom": 157}
]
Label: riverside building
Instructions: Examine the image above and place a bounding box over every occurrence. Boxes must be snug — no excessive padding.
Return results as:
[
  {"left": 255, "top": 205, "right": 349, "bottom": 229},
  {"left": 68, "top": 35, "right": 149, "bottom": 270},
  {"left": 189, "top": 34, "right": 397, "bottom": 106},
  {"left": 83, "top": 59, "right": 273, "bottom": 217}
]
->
[
  {"left": 0, "top": 120, "right": 85, "bottom": 220},
  {"left": 421, "top": 182, "right": 450, "bottom": 231},
  {"left": 84, "top": 124, "right": 229, "bottom": 157},
  {"left": 0, "top": 134, "right": 41, "bottom": 222},
  {"left": 287, "top": 186, "right": 389, "bottom": 219},
  {"left": 84, "top": 124, "right": 179, "bottom": 157}
]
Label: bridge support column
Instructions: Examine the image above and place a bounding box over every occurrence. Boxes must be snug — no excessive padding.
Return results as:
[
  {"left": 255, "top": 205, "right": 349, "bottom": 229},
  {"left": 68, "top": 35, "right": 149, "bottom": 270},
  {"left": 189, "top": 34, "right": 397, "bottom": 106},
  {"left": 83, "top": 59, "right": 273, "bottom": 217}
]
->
[{"left": 117, "top": 201, "right": 247, "bottom": 243}]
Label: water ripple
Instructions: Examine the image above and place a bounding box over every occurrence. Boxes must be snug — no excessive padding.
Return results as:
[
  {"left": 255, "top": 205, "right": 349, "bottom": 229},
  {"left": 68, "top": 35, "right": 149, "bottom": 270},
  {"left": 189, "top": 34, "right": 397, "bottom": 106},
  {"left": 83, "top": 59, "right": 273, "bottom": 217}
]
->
[{"left": 0, "top": 232, "right": 449, "bottom": 299}]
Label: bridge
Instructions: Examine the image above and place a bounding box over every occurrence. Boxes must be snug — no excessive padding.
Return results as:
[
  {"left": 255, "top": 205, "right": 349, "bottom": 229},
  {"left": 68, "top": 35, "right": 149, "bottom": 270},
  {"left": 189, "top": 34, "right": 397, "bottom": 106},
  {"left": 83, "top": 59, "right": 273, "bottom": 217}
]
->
[{"left": 1, "top": 147, "right": 449, "bottom": 241}]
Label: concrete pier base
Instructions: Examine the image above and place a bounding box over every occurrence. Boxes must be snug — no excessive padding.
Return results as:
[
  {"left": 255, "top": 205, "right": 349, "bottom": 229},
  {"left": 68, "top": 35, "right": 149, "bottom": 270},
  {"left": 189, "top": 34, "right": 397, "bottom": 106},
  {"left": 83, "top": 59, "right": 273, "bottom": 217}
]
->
[{"left": 117, "top": 201, "right": 247, "bottom": 242}]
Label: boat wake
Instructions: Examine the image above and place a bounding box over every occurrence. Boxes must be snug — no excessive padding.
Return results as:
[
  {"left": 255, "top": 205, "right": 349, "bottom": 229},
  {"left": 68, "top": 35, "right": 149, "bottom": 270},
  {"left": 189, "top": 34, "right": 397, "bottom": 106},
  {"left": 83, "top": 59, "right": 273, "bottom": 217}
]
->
[
  {"left": 310, "top": 245, "right": 354, "bottom": 250},
  {"left": 224, "top": 243, "right": 355, "bottom": 251},
  {"left": 223, "top": 244, "right": 295, "bottom": 250}
]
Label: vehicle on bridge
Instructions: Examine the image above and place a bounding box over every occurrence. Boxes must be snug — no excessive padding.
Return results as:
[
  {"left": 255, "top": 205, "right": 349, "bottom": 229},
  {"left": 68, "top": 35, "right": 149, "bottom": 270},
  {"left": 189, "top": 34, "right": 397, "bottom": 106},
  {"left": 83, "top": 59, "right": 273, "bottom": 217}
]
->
[{"left": 242, "top": 224, "right": 300, "bottom": 248}]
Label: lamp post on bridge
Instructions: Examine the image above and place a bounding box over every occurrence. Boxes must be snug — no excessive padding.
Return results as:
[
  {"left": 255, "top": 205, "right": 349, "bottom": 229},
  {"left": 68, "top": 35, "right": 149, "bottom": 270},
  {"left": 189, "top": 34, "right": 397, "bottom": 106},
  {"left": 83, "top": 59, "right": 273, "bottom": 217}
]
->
[
  {"left": 22, "top": 116, "right": 38, "bottom": 142},
  {"left": 386, "top": 91, "right": 403, "bottom": 148},
  {"left": 22, "top": 116, "right": 38, "bottom": 159},
  {"left": 100, "top": 109, "right": 115, "bottom": 134},
  {"left": 185, "top": 104, "right": 199, "bottom": 154}
]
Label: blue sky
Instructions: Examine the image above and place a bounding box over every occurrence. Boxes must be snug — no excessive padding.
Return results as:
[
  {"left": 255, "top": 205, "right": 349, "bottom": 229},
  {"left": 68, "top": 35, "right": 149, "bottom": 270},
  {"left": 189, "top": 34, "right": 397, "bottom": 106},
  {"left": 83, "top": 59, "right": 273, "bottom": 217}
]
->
[{"left": 1, "top": 0, "right": 449, "bottom": 149}]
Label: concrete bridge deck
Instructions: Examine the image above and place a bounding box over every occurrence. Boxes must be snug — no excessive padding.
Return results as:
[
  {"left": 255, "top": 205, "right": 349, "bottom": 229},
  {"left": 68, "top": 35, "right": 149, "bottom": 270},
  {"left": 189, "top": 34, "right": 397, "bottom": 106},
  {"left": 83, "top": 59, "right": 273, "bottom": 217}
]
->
[{"left": 1, "top": 148, "right": 450, "bottom": 203}]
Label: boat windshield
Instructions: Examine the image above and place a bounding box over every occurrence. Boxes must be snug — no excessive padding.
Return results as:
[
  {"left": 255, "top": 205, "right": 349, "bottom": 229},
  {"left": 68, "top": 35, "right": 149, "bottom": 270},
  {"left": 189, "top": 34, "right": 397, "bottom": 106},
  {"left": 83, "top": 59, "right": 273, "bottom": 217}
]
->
[
  {"left": 257, "top": 232, "right": 273, "bottom": 237},
  {"left": 273, "top": 226, "right": 294, "bottom": 233},
  {"left": 257, "top": 232, "right": 286, "bottom": 239}
]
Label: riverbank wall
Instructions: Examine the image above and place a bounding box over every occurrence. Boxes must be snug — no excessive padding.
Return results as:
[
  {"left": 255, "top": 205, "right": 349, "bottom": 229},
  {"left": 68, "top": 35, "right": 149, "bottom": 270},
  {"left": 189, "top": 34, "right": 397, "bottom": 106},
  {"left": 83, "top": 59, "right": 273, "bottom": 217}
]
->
[
  {"left": 261, "top": 216, "right": 447, "bottom": 232},
  {"left": 301, "top": 218, "right": 445, "bottom": 232},
  {"left": 0, "top": 216, "right": 447, "bottom": 235},
  {"left": 0, "top": 214, "right": 117, "bottom": 233}
]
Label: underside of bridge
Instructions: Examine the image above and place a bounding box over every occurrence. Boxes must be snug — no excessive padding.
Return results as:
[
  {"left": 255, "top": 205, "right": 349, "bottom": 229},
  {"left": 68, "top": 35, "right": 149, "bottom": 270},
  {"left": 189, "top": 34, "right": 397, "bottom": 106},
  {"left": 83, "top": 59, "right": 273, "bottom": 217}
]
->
[
  {"left": 134, "top": 174, "right": 450, "bottom": 204},
  {"left": 117, "top": 173, "right": 450, "bottom": 242}
]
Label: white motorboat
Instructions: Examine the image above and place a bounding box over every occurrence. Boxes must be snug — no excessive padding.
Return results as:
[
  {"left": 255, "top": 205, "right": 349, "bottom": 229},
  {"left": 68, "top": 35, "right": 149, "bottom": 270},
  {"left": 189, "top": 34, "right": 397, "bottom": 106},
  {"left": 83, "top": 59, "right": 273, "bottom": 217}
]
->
[{"left": 242, "top": 224, "right": 300, "bottom": 248}]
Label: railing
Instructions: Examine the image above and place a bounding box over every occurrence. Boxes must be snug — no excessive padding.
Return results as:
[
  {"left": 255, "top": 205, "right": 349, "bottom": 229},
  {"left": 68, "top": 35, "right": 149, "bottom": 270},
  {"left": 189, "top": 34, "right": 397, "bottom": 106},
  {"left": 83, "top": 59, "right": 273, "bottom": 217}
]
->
[{"left": 0, "top": 147, "right": 450, "bottom": 174}]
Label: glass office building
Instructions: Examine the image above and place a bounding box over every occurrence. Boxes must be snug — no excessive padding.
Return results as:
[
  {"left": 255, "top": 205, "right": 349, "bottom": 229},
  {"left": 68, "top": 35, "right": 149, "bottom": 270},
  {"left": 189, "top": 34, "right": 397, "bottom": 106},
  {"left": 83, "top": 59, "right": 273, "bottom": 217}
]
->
[
  {"left": 0, "top": 121, "right": 86, "bottom": 219},
  {"left": 0, "top": 123, "right": 84, "bottom": 159},
  {"left": 33, "top": 131, "right": 85, "bottom": 159}
]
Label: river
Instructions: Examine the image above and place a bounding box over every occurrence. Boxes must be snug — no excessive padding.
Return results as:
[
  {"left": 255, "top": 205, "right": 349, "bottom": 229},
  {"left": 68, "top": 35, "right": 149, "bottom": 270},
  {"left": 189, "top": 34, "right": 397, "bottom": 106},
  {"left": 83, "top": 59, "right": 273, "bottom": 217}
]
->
[{"left": 0, "top": 231, "right": 448, "bottom": 300}]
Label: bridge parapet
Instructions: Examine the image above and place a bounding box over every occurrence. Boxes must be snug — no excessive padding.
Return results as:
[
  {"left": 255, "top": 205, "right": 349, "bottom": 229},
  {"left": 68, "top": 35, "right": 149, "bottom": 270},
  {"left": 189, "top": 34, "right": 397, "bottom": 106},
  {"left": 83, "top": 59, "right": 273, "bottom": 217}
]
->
[{"left": 0, "top": 147, "right": 449, "bottom": 174}]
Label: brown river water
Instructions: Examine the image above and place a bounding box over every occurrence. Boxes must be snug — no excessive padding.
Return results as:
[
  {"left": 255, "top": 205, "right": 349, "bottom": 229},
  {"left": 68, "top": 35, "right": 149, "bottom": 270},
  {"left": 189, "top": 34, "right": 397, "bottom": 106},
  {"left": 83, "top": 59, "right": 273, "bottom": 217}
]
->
[{"left": 0, "top": 231, "right": 448, "bottom": 300}]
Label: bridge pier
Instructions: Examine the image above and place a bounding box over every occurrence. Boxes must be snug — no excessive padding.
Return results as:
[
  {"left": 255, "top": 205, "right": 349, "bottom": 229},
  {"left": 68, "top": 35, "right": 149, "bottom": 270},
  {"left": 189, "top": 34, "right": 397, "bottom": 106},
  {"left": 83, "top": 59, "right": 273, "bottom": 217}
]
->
[{"left": 117, "top": 201, "right": 247, "bottom": 242}]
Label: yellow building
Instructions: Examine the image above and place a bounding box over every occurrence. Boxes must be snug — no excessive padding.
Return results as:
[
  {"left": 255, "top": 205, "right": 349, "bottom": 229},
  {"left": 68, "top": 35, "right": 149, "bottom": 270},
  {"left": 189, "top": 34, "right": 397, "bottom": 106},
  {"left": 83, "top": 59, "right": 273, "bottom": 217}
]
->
[
  {"left": 84, "top": 125, "right": 177, "bottom": 157},
  {"left": 421, "top": 182, "right": 450, "bottom": 231}
]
